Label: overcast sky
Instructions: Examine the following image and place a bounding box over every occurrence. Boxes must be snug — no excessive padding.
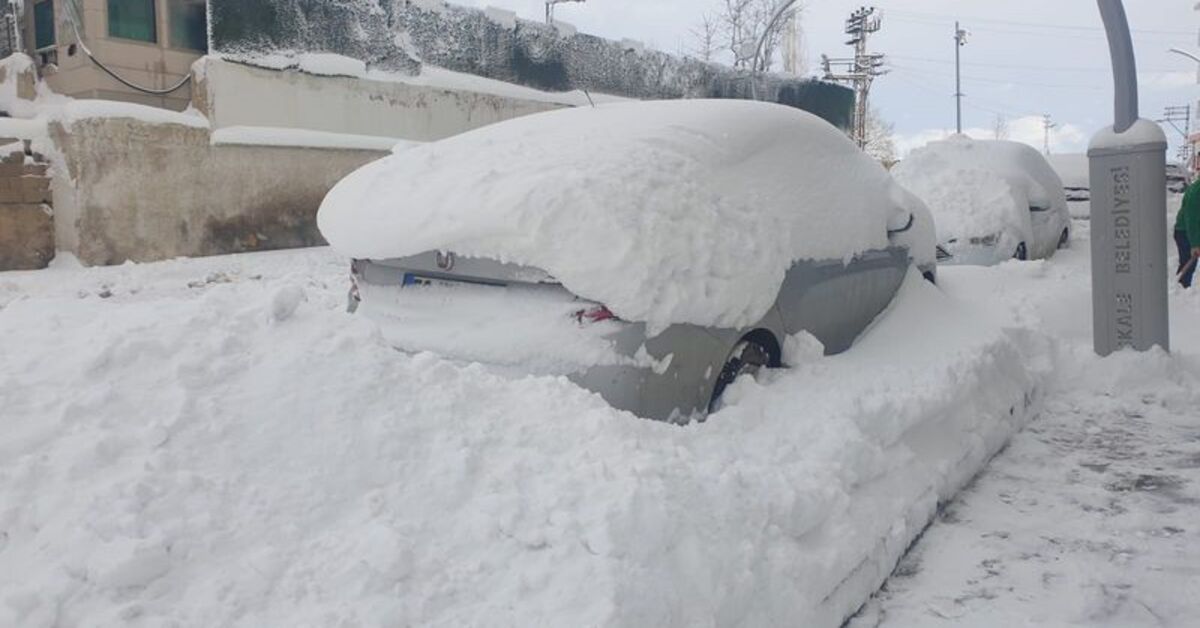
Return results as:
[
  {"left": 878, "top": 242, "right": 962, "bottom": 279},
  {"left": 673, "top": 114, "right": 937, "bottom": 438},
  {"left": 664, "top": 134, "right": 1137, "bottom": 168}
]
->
[{"left": 456, "top": 0, "right": 1199, "bottom": 158}]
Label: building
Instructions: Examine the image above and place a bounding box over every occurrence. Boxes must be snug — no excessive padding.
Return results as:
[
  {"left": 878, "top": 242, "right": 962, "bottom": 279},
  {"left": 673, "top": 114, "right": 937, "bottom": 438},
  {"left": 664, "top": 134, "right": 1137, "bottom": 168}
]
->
[{"left": 6, "top": 0, "right": 205, "bottom": 110}]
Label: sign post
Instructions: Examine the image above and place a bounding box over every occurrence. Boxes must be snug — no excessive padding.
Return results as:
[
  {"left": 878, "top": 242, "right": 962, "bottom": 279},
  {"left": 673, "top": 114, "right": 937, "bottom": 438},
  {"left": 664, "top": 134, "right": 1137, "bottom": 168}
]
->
[{"left": 1090, "top": 0, "right": 1169, "bottom": 356}]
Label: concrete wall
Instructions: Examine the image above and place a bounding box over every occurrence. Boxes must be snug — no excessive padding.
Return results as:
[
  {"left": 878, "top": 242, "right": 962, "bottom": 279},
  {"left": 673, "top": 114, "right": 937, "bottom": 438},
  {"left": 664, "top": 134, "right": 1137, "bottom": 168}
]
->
[
  {"left": 197, "top": 57, "right": 561, "bottom": 141},
  {"left": 209, "top": 0, "right": 855, "bottom": 130},
  {"left": 0, "top": 142, "right": 54, "bottom": 271},
  {"left": 49, "top": 116, "right": 385, "bottom": 265},
  {"left": 16, "top": 0, "right": 203, "bottom": 111}
]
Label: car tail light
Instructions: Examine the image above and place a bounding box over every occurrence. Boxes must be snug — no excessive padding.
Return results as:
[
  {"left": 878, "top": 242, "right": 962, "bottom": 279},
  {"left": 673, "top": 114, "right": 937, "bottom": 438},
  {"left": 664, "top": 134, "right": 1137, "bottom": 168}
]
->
[{"left": 574, "top": 305, "right": 617, "bottom": 324}]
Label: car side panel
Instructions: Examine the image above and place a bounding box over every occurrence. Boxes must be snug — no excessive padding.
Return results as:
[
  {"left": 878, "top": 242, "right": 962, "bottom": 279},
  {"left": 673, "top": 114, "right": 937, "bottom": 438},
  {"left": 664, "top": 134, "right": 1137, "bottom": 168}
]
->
[
  {"left": 1029, "top": 208, "right": 1056, "bottom": 259},
  {"left": 568, "top": 319, "right": 751, "bottom": 423},
  {"left": 774, "top": 248, "right": 909, "bottom": 354}
]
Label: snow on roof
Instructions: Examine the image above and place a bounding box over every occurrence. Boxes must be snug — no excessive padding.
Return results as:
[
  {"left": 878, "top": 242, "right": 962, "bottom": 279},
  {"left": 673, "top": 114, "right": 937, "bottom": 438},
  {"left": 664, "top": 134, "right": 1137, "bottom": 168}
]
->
[
  {"left": 893, "top": 136, "right": 1065, "bottom": 241},
  {"left": 319, "top": 99, "right": 913, "bottom": 331},
  {"left": 1089, "top": 119, "right": 1168, "bottom": 153},
  {"left": 210, "top": 126, "right": 419, "bottom": 152},
  {"left": 1046, "top": 153, "right": 1089, "bottom": 189}
]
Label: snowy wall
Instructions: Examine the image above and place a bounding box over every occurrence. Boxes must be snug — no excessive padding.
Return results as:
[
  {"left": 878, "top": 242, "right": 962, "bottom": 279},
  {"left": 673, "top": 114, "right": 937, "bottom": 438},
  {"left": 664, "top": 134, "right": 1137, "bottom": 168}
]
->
[{"left": 208, "top": 0, "right": 854, "bottom": 130}]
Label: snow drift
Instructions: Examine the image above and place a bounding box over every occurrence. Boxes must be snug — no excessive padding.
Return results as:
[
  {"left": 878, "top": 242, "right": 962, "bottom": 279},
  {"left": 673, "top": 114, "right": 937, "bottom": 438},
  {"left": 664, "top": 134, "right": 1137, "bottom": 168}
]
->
[
  {"left": 319, "top": 99, "right": 920, "bottom": 331},
  {"left": 0, "top": 249, "right": 1035, "bottom": 627}
]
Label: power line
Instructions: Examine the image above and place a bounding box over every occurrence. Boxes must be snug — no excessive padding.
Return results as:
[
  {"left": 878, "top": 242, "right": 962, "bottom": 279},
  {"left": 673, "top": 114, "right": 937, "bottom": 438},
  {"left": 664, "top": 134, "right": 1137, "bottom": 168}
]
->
[
  {"left": 888, "top": 53, "right": 1179, "bottom": 74},
  {"left": 889, "top": 63, "right": 1106, "bottom": 91},
  {"left": 885, "top": 69, "right": 1039, "bottom": 120},
  {"left": 885, "top": 9, "right": 1193, "bottom": 36},
  {"left": 885, "top": 13, "right": 1192, "bottom": 44}
]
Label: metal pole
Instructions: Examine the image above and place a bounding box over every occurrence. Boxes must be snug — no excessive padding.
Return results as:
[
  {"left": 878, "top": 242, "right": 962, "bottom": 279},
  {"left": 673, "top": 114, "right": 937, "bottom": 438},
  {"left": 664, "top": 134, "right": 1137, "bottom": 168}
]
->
[
  {"left": 1089, "top": 0, "right": 1170, "bottom": 355},
  {"left": 955, "top": 22, "right": 962, "bottom": 134},
  {"left": 751, "top": 0, "right": 802, "bottom": 73},
  {"left": 1098, "top": 0, "right": 1138, "bottom": 132}
]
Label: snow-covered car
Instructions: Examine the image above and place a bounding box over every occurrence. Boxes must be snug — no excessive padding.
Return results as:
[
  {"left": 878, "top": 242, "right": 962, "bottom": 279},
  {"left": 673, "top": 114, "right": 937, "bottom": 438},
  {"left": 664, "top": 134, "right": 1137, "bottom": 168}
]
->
[
  {"left": 318, "top": 100, "right": 932, "bottom": 422},
  {"left": 893, "top": 137, "right": 1072, "bottom": 265},
  {"left": 1166, "top": 163, "right": 1190, "bottom": 194}
]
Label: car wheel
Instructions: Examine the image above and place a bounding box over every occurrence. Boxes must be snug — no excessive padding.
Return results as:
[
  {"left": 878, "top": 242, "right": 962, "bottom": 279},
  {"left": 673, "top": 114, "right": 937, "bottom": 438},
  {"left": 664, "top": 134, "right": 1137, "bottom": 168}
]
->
[
  {"left": 1014, "top": 242, "right": 1028, "bottom": 261},
  {"left": 708, "top": 339, "right": 772, "bottom": 413},
  {"left": 1058, "top": 228, "right": 1070, "bottom": 249}
]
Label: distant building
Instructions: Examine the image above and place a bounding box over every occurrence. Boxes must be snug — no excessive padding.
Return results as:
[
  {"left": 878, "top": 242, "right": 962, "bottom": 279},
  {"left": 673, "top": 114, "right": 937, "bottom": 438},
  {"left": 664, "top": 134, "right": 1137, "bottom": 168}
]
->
[{"left": 4, "top": 0, "right": 205, "bottom": 110}]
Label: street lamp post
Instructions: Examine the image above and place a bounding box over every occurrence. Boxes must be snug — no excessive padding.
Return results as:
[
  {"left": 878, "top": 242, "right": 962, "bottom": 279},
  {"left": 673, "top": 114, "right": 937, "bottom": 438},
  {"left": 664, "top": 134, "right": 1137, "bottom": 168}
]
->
[
  {"left": 1089, "top": 0, "right": 1170, "bottom": 356},
  {"left": 1169, "top": 47, "right": 1200, "bottom": 64},
  {"left": 750, "top": 0, "right": 803, "bottom": 73}
]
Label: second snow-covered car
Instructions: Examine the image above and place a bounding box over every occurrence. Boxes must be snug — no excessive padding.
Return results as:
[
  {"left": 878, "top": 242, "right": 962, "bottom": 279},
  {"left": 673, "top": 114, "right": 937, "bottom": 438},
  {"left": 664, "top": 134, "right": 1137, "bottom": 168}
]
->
[
  {"left": 894, "top": 137, "right": 1071, "bottom": 265},
  {"left": 1046, "top": 153, "right": 1091, "bottom": 219},
  {"left": 319, "top": 100, "right": 933, "bottom": 422}
]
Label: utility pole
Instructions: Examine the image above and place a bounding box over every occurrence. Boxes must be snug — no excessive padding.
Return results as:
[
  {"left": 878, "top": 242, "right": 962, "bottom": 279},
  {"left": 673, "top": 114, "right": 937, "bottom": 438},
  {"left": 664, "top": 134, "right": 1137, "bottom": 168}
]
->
[
  {"left": 1160, "top": 104, "right": 1192, "bottom": 168},
  {"left": 1042, "top": 114, "right": 1057, "bottom": 155},
  {"left": 823, "top": 6, "right": 885, "bottom": 148},
  {"left": 955, "top": 22, "right": 968, "bottom": 134}
]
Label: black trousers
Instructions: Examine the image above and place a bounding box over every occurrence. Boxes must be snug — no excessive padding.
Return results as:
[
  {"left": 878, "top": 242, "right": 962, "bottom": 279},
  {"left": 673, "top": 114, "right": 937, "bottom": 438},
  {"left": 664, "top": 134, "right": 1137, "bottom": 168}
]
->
[{"left": 1177, "top": 230, "right": 1196, "bottom": 288}]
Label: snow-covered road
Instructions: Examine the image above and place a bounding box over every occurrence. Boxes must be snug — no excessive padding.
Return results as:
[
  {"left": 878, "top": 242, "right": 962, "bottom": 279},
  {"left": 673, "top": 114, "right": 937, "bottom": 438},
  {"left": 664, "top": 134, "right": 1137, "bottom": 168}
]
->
[{"left": 855, "top": 217, "right": 1200, "bottom": 627}]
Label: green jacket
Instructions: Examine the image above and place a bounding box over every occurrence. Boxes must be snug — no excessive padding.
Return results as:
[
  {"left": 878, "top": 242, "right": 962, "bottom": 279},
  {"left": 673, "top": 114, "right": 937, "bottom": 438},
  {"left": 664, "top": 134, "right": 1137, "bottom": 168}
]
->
[{"left": 1177, "top": 180, "right": 1200, "bottom": 244}]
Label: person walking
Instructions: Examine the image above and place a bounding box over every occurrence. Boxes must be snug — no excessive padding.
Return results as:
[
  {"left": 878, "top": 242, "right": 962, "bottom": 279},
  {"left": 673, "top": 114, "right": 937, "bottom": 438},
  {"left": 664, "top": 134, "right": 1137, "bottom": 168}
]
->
[{"left": 1176, "top": 178, "right": 1200, "bottom": 288}]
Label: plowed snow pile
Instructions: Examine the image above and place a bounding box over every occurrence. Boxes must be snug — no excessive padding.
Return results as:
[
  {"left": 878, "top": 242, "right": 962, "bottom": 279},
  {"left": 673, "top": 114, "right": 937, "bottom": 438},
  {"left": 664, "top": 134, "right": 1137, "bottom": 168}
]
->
[{"left": 0, "top": 250, "right": 1033, "bottom": 627}]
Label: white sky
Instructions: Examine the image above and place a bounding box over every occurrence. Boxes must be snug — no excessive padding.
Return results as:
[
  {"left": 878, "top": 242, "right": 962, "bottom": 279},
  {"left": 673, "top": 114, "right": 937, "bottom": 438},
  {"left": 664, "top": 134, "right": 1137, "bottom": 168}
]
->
[{"left": 456, "top": 0, "right": 1200, "bottom": 158}]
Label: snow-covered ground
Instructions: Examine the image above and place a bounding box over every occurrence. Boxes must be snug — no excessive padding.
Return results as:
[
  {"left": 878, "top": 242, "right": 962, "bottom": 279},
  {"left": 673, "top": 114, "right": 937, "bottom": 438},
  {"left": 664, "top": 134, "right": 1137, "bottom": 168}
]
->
[
  {"left": 3, "top": 205, "right": 1198, "bottom": 626},
  {"left": 1, "top": 244, "right": 1030, "bottom": 625},
  {"left": 854, "top": 208, "right": 1200, "bottom": 627}
]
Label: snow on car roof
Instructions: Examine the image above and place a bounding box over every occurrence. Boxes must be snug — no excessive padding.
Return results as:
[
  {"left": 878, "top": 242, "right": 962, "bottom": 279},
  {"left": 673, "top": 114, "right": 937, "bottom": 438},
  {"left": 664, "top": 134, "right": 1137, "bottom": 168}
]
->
[
  {"left": 897, "top": 136, "right": 1066, "bottom": 211},
  {"left": 892, "top": 136, "right": 1066, "bottom": 241},
  {"left": 319, "top": 99, "right": 910, "bottom": 331}
]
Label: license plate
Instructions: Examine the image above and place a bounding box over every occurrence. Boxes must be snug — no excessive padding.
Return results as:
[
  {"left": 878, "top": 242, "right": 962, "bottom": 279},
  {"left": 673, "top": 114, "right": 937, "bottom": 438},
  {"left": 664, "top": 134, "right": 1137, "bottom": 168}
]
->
[
  {"left": 403, "top": 273, "right": 444, "bottom": 287},
  {"left": 402, "top": 273, "right": 503, "bottom": 289}
]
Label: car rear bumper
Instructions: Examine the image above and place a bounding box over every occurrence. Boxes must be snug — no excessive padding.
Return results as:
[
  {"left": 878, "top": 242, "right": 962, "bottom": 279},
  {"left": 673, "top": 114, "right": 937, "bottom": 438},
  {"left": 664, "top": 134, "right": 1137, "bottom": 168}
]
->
[{"left": 350, "top": 269, "right": 727, "bottom": 422}]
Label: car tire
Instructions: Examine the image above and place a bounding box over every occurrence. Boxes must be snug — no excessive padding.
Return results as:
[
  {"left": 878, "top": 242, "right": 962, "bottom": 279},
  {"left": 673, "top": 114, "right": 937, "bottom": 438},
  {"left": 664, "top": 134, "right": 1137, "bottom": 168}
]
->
[
  {"left": 1058, "top": 228, "right": 1070, "bottom": 249},
  {"left": 708, "top": 338, "right": 772, "bottom": 413},
  {"left": 1014, "top": 242, "right": 1028, "bottom": 261}
]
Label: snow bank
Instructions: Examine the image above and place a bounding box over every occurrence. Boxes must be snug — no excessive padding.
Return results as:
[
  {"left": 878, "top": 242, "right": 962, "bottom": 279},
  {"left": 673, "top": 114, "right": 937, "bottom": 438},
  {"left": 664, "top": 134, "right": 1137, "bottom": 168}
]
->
[
  {"left": 0, "top": 249, "right": 1033, "bottom": 627},
  {"left": 56, "top": 100, "right": 210, "bottom": 128},
  {"left": 320, "top": 100, "right": 917, "bottom": 331},
  {"left": 211, "top": 126, "right": 418, "bottom": 152},
  {"left": 894, "top": 137, "right": 1065, "bottom": 242}
]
